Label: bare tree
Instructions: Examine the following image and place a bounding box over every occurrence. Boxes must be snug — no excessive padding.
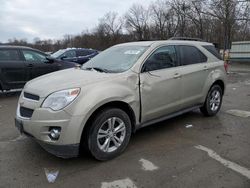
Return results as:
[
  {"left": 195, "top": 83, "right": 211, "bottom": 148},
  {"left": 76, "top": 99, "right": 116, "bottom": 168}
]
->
[
  {"left": 203, "top": 0, "right": 249, "bottom": 49},
  {"left": 4, "top": 0, "right": 250, "bottom": 52},
  {"left": 150, "top": 0, "right": 169, "bottom": 39},
  {"left": 98, "top": 11, "right": 123, "bottom": 41},
  {"left": 234, "top": 0, "right": 250, "bottom": 40},
  {"left": 125, "top": 4, "right": 150, "bottom": 40},
  {"left": 186, "top": 0, "right": 206, "bottom": 39},
  {"left": 171, "top": 0, "right": 190, "bottom": 37}
]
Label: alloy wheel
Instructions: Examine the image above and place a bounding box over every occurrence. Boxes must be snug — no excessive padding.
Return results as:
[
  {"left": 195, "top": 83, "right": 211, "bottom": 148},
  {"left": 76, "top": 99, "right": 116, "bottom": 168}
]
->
[
  {"left": 209, "top": 90, "right": 221, "bottom": 111},
  {"left": 97, "top": 117, "right": 126, "bottom": 153}
]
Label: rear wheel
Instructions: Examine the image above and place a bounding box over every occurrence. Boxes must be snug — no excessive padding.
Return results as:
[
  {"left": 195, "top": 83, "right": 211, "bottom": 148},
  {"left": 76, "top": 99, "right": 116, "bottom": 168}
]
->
[
  {"left": 87, "top": 108, "right": 132, "bottom": 161},
  {"left": 200, "top": 85, "right": 223, "bottom": 116}
]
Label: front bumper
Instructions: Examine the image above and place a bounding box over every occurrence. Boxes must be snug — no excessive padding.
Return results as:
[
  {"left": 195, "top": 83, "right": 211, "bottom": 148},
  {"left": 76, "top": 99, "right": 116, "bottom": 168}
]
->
[
  {"left": 15, "top": 117, "right": 80, "bottom": 158},
  {"left": 15, "top": 91, "right": 86, "bottom": 158},
  {"left": 38, "top": 141, "right": 79, "bottom": 158}
]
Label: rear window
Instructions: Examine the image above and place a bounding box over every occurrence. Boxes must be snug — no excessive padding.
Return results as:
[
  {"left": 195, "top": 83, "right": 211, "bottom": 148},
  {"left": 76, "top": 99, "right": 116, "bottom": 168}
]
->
[
  {"left": 77, "top": 50, "right": 93, "bottom": 56},
  {"left": 203, "top": 45, "right": 222, "bottom": 60},
  {"left": 0, "top": 49, "right": 20, "bottom": 61},
  {"left": 179, "top": 45, "right": 207, "bottom": 65}
]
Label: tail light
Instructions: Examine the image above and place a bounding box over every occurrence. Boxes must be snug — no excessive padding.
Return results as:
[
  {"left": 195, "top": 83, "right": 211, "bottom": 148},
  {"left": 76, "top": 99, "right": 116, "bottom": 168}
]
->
[{"left": 224, "top": 61, "right": 229, "bottom": 73}]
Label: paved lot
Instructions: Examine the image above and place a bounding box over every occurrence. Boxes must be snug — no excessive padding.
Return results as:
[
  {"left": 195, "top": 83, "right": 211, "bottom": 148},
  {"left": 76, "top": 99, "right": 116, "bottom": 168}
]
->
[{"left": 0, "top": 63, "right": 250, "bottom": 188}]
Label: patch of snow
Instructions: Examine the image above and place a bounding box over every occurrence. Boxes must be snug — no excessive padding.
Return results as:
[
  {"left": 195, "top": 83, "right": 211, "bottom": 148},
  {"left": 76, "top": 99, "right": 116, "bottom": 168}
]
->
[
  {"left": 101, "top": 178, "right": 137, "bottom": 188},
  {"left": 185, "top": 124, "right": 193, "bottom": 128},
  {"left": 226, "top": 109, "right": 250, "bottom": 118},
  {"left": 139, "top": 158, "right": 159, "bottom": 171}
]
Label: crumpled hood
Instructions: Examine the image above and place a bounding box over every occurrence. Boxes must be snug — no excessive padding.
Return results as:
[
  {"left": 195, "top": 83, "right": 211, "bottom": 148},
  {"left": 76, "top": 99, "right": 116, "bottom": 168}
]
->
[{"left": 24, "top": 68, "right": 119, "bottom": 97}]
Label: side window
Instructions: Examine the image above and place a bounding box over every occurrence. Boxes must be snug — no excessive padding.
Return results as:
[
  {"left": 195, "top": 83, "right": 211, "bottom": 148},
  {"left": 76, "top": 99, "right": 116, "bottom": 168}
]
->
[
  {"left": 0, "top": 49, "right": 20, "bottom": 61},
  {"left": 77, "top": 50, "right": 92, "bottom": 57},
  {"left": 143, "top": 46, "right": 177, "bottom": 72},
  {"left": 203, "top": 45, "right": 222, "bottom": 60},
  {"left": 179, "top": 45, "right": 207, "bottom": 65},
  {"left": 23, "top": 50, "right": 46, "bottom": 62},
  {"left": 63, "top": 50, "right": 76, "bottom": 58}
]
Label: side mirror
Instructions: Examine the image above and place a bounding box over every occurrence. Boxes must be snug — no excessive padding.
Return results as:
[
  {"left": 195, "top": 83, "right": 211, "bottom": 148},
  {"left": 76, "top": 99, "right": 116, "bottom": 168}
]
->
[{"left": 45, "top": 56, "right": 55, "bottom": 64}]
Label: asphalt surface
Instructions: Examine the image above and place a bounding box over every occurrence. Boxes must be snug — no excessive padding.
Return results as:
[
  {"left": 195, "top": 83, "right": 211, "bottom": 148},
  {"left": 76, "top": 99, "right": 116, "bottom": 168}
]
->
[{"left": 0, "top": 63, "right": 250, "bottom": 188}]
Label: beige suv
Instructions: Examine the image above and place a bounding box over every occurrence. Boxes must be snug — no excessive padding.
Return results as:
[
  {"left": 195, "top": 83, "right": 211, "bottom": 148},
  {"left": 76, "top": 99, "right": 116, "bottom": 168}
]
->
[{"left": 15, "top": 40, "right": 227, "bottom": 160}]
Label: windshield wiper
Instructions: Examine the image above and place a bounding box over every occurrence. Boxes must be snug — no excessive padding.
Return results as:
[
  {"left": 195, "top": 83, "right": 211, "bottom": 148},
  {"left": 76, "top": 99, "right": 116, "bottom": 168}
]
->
[{"left": 83, "top": 67, "right": 109, "bottom": 73}]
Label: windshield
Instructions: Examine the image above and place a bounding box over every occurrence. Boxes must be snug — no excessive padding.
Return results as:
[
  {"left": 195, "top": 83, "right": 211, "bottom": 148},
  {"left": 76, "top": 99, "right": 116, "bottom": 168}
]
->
[
  {"left": 51, "top": 49, "right": 67, "bottom": 58},
  {"left": 81, "top": 45, "right": 148, "bottom": 73}
]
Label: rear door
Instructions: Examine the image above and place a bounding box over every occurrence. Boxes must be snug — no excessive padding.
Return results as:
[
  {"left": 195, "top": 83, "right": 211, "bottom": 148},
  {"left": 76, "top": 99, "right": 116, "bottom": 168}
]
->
[
  {"left": 0, "top": 48, "right": 28, "bottom": 89},
  {"left": 21, "top": 50, "right": 59, "bottom": 80},
  {"left": 140, "top": 45, "right": 182, "bottom": 122},
  {"left": 76, "top": 50, "right": 93, "bottom": 64},
  {"left": 176, "top": 45, "right": 209, "bottom": 108}
]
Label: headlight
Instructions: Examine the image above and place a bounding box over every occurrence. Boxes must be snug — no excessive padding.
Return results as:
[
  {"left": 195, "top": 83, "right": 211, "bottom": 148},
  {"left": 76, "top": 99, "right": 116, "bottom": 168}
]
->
[{"left": 42, "top": 88, "right": 80, "bottom": 111}]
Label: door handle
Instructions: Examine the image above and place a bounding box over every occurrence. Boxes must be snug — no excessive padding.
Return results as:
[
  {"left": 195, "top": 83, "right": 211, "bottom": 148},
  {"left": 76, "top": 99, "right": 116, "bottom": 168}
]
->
[{"left": 173, "top": 73, "right": 181, "bottom": 79}]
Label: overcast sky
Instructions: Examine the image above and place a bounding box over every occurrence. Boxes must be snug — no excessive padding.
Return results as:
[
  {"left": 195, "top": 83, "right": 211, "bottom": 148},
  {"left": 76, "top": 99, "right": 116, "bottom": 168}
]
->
[{"left": 0, "top": 0, "right": 152, "bottom": 43}]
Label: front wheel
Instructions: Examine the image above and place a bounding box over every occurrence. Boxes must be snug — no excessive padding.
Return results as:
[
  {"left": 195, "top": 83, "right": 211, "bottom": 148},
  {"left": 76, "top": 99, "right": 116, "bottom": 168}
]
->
[
  {"left": 200, "top": 85, "right": 223, "bottom": 116},
  {"left": 87, "top": 108, "right": 132, "bottom": 161}
]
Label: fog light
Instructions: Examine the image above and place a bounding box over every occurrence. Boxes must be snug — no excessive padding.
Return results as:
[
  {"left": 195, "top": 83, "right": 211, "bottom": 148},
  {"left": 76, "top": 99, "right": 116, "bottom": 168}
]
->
[{"left": 49, "top": 127, "right": 61, "bottom": 140}]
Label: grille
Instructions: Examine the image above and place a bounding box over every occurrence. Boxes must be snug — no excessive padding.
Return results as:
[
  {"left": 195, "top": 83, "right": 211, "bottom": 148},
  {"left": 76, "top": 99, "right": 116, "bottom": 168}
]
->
[
  {"left": 20, "top": 107, "right": 34, "bottom": 118},
  {"left": 24, "top": 92, "right": 40, "bottom": 101}
]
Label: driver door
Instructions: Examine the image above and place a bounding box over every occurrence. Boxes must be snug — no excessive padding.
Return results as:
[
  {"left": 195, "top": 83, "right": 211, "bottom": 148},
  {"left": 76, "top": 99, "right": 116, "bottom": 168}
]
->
[{"left": 140, "top": 45, "right": 182, "bottom": 122}]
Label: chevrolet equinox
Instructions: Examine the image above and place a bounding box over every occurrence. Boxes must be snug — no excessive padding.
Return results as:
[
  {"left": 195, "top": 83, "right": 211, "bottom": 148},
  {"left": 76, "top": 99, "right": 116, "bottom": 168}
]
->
[{"left": 15, "top": 40, "right": 227, "bottom": 160}]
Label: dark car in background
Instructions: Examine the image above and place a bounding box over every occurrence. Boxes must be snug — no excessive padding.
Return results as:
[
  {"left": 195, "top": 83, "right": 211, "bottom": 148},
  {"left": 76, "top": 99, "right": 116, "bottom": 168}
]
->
[
  {"left": 0, "top": 46, "right": 78, "bottom": 91},
  {"left": 51, "top": 48, "right": 99, "bottom": 65}
]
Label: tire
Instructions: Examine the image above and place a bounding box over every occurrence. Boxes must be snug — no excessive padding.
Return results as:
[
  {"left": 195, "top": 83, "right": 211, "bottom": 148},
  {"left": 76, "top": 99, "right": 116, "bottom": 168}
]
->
[
  {"left": 200, "top": 85, "right": 223, "bottom": 116},
  {"left": 87, "top": 108, "right": 132, "bottom": 161}
]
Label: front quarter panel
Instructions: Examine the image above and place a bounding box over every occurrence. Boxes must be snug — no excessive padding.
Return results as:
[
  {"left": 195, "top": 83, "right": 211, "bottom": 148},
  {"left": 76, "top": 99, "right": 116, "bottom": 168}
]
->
[{"left": 64, "top": 71, "right": 140, "bottom": 138}]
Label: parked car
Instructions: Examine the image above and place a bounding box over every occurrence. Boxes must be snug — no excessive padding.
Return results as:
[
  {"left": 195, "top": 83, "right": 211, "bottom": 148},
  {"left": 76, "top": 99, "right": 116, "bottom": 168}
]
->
[
  {"left": 51, "top": 48, "right": 99, "bottom": 65},
  {"left": 15, "top": 40, "right": 227, "bottom": 160},
  {"left": 0, "top": 46, "right": 78, "bottom": 91}
]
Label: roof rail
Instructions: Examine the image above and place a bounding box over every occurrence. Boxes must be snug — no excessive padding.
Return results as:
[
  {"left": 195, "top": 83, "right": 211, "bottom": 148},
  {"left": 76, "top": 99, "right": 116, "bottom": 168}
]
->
[{"left": 168, "top": 37, "right": 204, "bottom": 41}]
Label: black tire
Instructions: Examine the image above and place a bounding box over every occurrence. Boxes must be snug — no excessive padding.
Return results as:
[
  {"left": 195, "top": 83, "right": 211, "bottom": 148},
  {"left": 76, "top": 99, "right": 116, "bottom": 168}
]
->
[
  {"left": 87, "top": 108, "right": 132, "bottom": 161},
  {"left": 200, "top": 85, "right": 223, "bottom": 116}
]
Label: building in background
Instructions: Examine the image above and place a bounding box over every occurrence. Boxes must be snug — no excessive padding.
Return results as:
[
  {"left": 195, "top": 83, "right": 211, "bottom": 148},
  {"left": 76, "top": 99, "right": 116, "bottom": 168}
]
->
[{"left": 229, "top": 41, "right": 250, "bottom": 62}]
